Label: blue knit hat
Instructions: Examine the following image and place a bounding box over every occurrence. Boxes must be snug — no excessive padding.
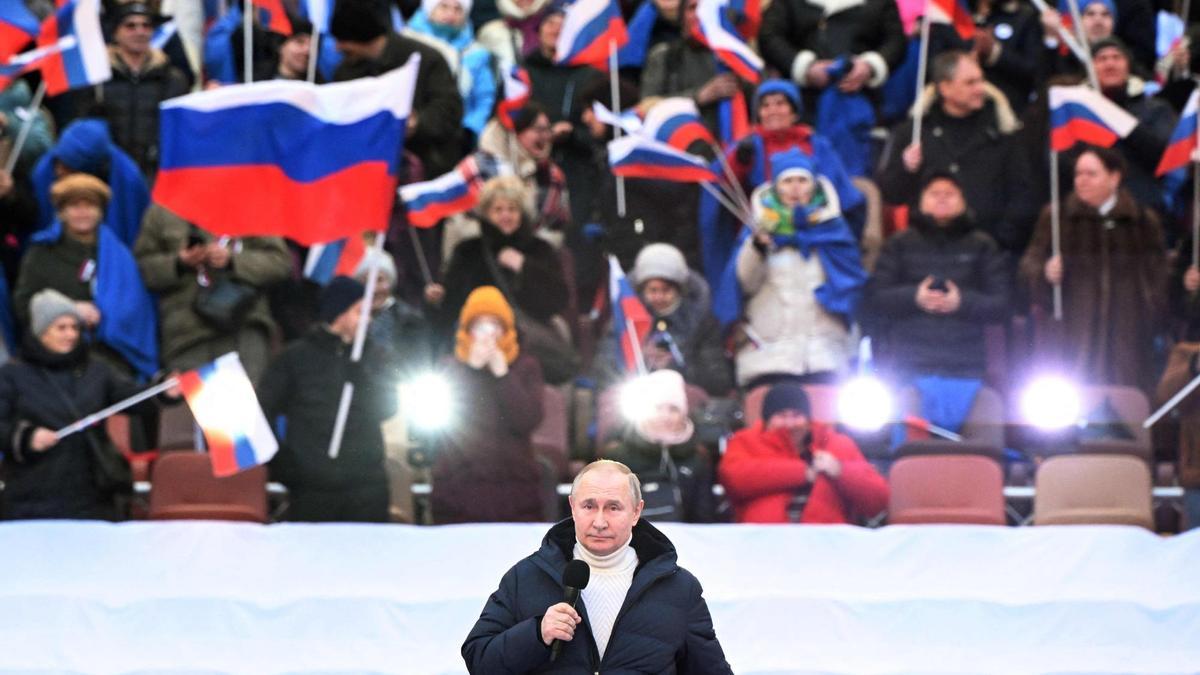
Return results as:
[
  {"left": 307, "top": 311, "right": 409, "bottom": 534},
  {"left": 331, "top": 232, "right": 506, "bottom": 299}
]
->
[
  {"left": 318, "top": 276, "right": 366, "bottom": 324},
  {"left": 754, "top": 79, "right": 802, "bottom": 118},
  {"left": 769, "top": 148, "right": 815, "bottom": 185},
  {"left": 51, "top": 120, "right": 112, "bottom": 176},
  {"left": 1081, "top": 0, "right": 1117, "bottom": 20}
]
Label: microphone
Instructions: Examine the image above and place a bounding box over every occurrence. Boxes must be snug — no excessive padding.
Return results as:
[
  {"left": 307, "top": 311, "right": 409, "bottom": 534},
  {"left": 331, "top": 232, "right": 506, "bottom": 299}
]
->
[{"left": 549, "top": 559, "right": 590, "bottom": 662}]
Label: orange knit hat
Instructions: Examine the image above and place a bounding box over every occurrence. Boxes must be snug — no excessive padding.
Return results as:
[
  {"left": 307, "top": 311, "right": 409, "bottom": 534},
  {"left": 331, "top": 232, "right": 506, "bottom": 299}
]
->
[{"left": 455, "top": 286, "right": 519, "bottom": 365}]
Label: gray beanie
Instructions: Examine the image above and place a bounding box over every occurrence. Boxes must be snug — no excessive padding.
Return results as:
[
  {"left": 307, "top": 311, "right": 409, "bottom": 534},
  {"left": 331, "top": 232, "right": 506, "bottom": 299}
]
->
[
  {"left": 30, "top": 289, "right": 81, "bottom": 337},
  {"left": 353, "top": 248, "right": 397, "bottom": 286},
  {"left": 632, "top": 243, "right": 689, "bottom": 288}
]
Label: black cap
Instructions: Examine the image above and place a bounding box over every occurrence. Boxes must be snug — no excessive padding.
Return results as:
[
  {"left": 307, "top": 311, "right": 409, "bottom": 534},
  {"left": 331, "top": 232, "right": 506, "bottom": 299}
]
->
[
  {"left": 111, "top": 2, "right": 165, "bottom": 26},
  {"left": 318, "top": 276, "right": 366, "bottom": 324},
  {"left": 330, "top": 0, "right": 389, "bottom": 43},
  {"left": 762, "top": 384, "right": 811, "bottom": 423}
]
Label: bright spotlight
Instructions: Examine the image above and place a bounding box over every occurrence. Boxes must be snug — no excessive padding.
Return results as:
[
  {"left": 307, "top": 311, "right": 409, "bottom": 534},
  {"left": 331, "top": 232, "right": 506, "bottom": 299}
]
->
[
  {"left": 1020, "top": 376, "right": 1082, "bottom": 431},
  {"left": 618, "top": 378, "right": 655, "bottom": 423},
  {"left": 401, "top": 372, "right": 454, "bottom": 432},
  {"left": 837, "top": 376, "right": 893, "bottom": 432}
]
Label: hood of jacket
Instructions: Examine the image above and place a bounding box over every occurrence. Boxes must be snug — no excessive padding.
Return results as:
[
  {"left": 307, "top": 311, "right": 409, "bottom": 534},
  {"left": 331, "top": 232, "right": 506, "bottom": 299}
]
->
[
  {"left": 910, "top": 81, "right": 1020, "bottom": 135},
  {"left": 750, "top": 174, "right": 844, "bottom": 228}
]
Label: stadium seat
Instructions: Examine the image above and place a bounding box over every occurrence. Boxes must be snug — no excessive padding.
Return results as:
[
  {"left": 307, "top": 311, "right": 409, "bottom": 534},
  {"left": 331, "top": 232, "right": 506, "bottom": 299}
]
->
[
  {"left": 532, "top": 384, "right": 570, "bottom": 480},
  {"left": 1033, "top": 454, "right": 1153, "bottom": 529},
  {"left": 892, "top": 440, "right": 1005, "bottom": 461},
  {"left": 896, "top": 385, "right": 1006, "bottom": 449},
  {"left": 1075, "top": 386, "right": 1152, "bottom": 461},
  {"left": 156, "top": 404, "right": 199, "bottom": 451},
  {"left": 888, "top": 455, "right": 1006, "bottom": 525},
  {"left": 148, "top": 452, "right": 268, "bottom": 523}
]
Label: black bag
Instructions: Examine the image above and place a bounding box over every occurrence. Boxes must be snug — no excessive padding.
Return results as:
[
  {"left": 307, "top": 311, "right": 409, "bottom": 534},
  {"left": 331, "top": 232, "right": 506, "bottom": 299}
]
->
[
  {"left": 639, "top": 447, "right": 684, "bottom": 521},
  {"left": 480, "top": 242, "right": 580, "bottom": 385},
  {"left": 193, "top": 274, "right": 258, "bottom": 332}
]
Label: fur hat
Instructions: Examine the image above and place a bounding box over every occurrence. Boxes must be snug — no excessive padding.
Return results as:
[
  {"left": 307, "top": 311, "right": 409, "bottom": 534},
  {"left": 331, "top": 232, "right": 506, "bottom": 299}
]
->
[
  {"left": 30, "top": 289, "right": 82, "bottom": 338},
  {"left": 330, "top": 0, "right": 389, "bottom": 43},
  {"left": 50, "top": 173, "right": 111, "bottom": 210},
  {"left": 761, "top": 383, "right": 811, "bottom": 423},
  {"left": 455, "top": 286, "right": 519, "bottom": 365},
  {"left": 632, "top": 243, "right": 689, "bottom": 288},
  {"left": 318, "top": 276, "right": 366, "bottom": 324}
]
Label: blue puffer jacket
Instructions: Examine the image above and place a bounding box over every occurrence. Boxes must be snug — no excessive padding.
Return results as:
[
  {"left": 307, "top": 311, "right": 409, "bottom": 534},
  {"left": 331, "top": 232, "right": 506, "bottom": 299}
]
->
[
  {"left": 405, "top": 11, "right": 497, "bottom": 138},
  {"left": 462, "top": 518, "right": 733, "bottom": 674}
]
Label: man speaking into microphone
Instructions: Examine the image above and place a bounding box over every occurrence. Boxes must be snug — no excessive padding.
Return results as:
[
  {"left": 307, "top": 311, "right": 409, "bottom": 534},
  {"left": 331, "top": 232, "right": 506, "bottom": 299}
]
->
[{"left": 462, "top": 460, "right": 733, "bottom": 673}]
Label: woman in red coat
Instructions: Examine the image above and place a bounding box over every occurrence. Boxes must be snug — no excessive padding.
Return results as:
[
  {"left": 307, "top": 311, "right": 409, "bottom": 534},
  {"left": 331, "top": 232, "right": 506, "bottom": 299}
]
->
[{"left": 719, "top": 384, "right": 889, "bottom": 523}]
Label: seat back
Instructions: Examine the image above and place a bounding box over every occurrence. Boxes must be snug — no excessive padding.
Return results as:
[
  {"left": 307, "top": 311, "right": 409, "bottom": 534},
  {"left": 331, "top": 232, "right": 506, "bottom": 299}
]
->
[
  {"left": 893, "top": 440, "right": 1005, "bottom": 461},
  {"left": 888, "top": 455, "right": 1006, "bottom": 525},
  {"left": 157, "top": 404, "right": 199, "bottom": 451},
  {"left": 1033, "top": 454, "right": 1153, "bottom": 529},
  {"left": 532, "top": 385, "right": 570, "bottom": 480},
  {"left": 1076, "top": 385, "right": 1152, "bottom": 461},
  {"left": 148, "top": 451, "right": 268, "bottom": 523},
  {"left": 897, "top": 385, "right": 1005, "bottom": 448}
]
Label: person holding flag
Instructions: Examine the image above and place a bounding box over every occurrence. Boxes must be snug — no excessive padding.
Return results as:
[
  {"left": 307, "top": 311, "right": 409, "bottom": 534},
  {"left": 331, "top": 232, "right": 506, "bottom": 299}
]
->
[
  {"left": 0, "top": 288, "right": 178, "bottom": 521},
  {"left": 258, "top": 276, "right": 399, "bottom": 522},
  {"left": 76, "top": 1, "right": 189, "bottom": 177},
  {"left": 725, "top": 149, "right": 866, "bottom": 389},
  {"left": 1018, "top": 145, "right": 1167, "bottom": 391}
]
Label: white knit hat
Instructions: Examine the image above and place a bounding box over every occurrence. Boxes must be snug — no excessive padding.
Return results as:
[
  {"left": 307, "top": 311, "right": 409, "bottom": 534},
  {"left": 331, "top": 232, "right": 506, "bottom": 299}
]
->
[
  {"left": 353, "top": 247, "right": 398, "bottom": 285},
  {"left": 631, "top": 243, "right": 688, "bottom": 288},
  {"left": 422, "top": 0, "right": 473, "bottom": 19}
]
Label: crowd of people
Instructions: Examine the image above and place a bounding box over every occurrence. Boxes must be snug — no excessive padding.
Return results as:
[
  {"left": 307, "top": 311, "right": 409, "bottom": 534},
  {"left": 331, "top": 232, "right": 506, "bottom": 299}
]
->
[{"left": 1, "top": 0, "right": 1199, "bottom": 531}]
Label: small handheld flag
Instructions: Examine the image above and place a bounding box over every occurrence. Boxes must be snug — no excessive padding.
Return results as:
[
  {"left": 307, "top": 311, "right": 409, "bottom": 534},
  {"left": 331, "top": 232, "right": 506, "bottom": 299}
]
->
[
  {"left": 399, "top": 159, "right": 483, "bottom": 228},
  {"left": 927, "top": 0, "right": 975, "bottom": 41},
  {"left": 496, "top": 65, "right": 531, "bottom": 130},
  {"left": 0, "top": 1, "right": 40, "bottom": 62},
  {"left": 178, "top": 352, "right": 279, "bottom": 477},
  {"left": 555, "top": 0, "right": 628, "bottom": 68},
  {"left": 35, "top": 0, "right": 112, "bottom": 96},
  {"left": 640, "top": 97, "right": 717, "bottom": 151},
  {"left": 607, "top": 135, "right": 720, "bottom": 183},
  {"left": 1157, "top": 89, "right": 1199, "bottom": 177},
  {"left": 1048, "top": 85, "right": 1138, "bottom": 152},
  {"left": 608, "top": 256, "right": 652, "bottom": 373},
  {"left": 693, "top": 0, "right": 763, "bottom": 83}
]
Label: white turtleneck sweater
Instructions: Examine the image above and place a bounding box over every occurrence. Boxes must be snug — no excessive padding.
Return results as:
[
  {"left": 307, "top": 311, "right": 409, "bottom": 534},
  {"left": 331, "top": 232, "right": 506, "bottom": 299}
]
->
[{"left": 573, "top": 537, "right": 639, "bottom": 659}]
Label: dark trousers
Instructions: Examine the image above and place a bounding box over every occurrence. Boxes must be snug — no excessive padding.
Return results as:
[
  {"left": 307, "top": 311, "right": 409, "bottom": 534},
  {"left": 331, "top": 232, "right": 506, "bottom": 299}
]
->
[{"left": 284, "top": 481, "right": 390, "bottom": 523}]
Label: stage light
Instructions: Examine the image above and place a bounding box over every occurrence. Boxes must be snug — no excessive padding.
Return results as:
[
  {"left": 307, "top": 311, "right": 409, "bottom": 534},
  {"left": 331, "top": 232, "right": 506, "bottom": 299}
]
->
[
  {"left": 401, "top": 372, "right": 454, "bottom": 432},
  {"left": 618, "top": 377, "right": 656, "bottom": 423},
  {"left": 1020, "top": 376, "right": 1082, "bottom": 431},
  {"left": 837, "top": 376, "right": 893, "bottom": 432}
]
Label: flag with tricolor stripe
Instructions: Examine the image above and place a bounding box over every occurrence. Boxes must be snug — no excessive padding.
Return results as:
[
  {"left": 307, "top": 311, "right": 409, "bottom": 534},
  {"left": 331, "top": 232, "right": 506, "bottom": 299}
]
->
[
  {"left": 927, "top": 0, "right": 974, "bottom": 41},
  {"left": 399, "top": 158, "right": 483, "bottom": 228},
  {"left": 0, "top": 1, "right": 39, "bottom": 62},
  {"left": 251, "top": 0, "right": 293, "bottom": 35},
  {"left": 640, "top": 97, "right": 717, "bottom": 151},
  {"left": 178, "top": 352, "right": 278, "bottom": 477},
  {"left": 608, "top": 255, "right": 652, "bottom": 373},
  {"left": 1048, "top": 85, "right": 1138, "bottom": 152},
  {"left": 555, "top": 0, "right": 628, "bottom": 69},
  {"left": 692, "top": 0, "right": 762, "bottom": 83},
  {"left": 608, "top": 134, "right": 720, "bottom": 183},
  {"left": 496, "top": 65, "right": 531, "bottom": 130},
  {"left": 34, "top": 0, "right": 111, "bottom": 96},
  {"left": 1157, "top": 89, "right": 1199, "bottom": 176},
  {"left": 304, "top": 235, "right": 366, "bottom": 285}
]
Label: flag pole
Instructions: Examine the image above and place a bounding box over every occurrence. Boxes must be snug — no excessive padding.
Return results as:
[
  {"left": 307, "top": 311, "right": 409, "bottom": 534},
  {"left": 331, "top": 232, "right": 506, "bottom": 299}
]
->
[
  {"left": 1145, "top": 368, "right": 1200, "bottom": 427},
  {"left": 326, "top": 234, "right": 387, "bottom": 459},
  {"left": 55, "top": 377, "right": 180, "bottom": 440},
  {"left": 911, "top": 13, "right": 932, "bottom": 146},
  {"left": 708, "top": 142, "right": 754, "bottom": 218},
  {"left": 406, "top": 222, "right": 434, "bottom": 285},
  {"left": 243, "top": 0, "right": 254, "bottom": 83},
  {"left": 626, "top": 317, "right": 648, "bottom": 374},
  {"left": 609, "top": 39, "right": 627, "bottom": 218},
  {"left": 1029, "top": 0, "right": 1090, "bottom": 68},
  {"left": 1050, "top": 149, "right": 1064, "bottom": 321},
  {"left": 1193, "top": 107, "right": 1200, "bottom": 269},
  {"left": 700, "top": 180, "right": 750, "bottom": 224},
  {"left": 3, "top": 81, "right": 47, "bottom": 175},
  {"left": 307, "top": 30, "right": 320, "bottom": 83},
  {"left": 1064, "top": 0, "right": 1100, "bottom": 90}
]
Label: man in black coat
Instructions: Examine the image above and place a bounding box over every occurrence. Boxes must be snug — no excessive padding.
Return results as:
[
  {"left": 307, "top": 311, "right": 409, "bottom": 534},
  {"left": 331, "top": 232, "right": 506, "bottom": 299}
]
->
[
  {"left": 259, "top": 277, "right": 398, "bottom": 522},
  {"left": 876, "top": 50, "right": 1039, "bottom": 256},
  {"left": 865, "top": 173, "right": 1011, "bottom": 379},
  {"left": 462, "top": 460, "right": 733, "bottom": 674},
  {"left": 330, "top": 0, "right": 465, "bottom": 177}
]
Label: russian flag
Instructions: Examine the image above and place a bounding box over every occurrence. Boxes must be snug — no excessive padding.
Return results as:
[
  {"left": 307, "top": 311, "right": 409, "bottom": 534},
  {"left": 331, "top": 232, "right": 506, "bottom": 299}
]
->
[
  {"left": 608, "top": 255, "right": 652, "bottom": 373},
  {"left": 1048, "top": 85, "right": 1138, "bottom": 152},
  {"left": 693, "top": 0, "right": 762, "bottom": 83},
  {"left": 1157, "top": 89, "right": 1199, "bottom": 176},
  {"left": 591, "top": 100, "right": 642, "bottom": 134},
  {"left": 641, "top": 97, "right": 717, "bottom": 151},
  {"left": 178, "top": 352, "right": 279, "bottom": 477},
  {"left": 555, "top": 0, "right": 628, "bottom": 69},
  {"left": 496, "top": 65, "right": 531, "bottom": 130},
  {"left": 0, "top": 1, "right": 39, "bottom": 61},
  {"left": 151, "top": 19, "right": 178, "bottom": 51},
  {"left": 154, "top": 56, "right": 418, "bottom": 246},
  {"left": 304, "top": 235, "right": 366, "bottom": 285},
  {"left": 608, "top": 134, "right": 720, "bottom": 183},
  {"left": 399, "top": 159, "right": 482, "bottom": 228},
  {"left": 926, "top": 0, "right": 974, "bottom": 41},
  {"left": 35, "top": 0, "right": 111, "bottom": 96},
  {"left": 251, "top": 0, "right": 293, "bottom": 36},
  {"left": 0, "top": 38, "right": 66, "bottom": 90}
]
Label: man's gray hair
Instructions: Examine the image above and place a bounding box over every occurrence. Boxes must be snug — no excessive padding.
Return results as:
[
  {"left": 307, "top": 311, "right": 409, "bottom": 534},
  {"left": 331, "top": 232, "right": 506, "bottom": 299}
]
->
[
  {"left": 570, "top": 459, "right": 642, "bottom": 505},
  {"left": 930, "top": 49, "right": 972, "bottom": 85}
]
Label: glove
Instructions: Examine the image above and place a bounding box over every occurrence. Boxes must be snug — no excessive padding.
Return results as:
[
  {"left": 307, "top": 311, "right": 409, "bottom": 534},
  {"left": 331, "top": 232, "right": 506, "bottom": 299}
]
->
[{"left": 734, "top": 138, "right": 755, "bottom": 165}]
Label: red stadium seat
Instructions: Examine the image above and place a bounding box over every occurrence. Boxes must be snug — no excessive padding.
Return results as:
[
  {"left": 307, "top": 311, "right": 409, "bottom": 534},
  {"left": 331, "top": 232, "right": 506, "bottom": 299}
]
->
[
  {"left": 888, "top": 455, "right": 1006, "bottom": 525},
  {"left": 148, "top": 452, "right": 268, "bottom": 523}
]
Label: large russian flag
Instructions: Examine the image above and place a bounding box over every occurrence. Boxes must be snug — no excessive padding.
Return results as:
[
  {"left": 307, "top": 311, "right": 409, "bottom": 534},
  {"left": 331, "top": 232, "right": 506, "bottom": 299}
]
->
[
  {"left": 608, "top": 255, "right": 652, "bottom": 373},
  {"left": 35, "top": 0, "right": 111, "bottom": 96},
  {"left": 555, "top": 0, "right": 628, "bottom": 69},
  {"left": 154, "top": 56, "right": 419, "bottom": 246},
  {"left": 927, "top": 0, "right": 974, "bottom": 41},
  {"left": 399, "top": 159, "right": 482, "bottom": 228},
  {"left": 1048, "top": 85, "right": 1138, "bottom": 152},
  {"left": 0, "top": 1, "right": 39, "bottom": 62},
  {"left": 496, "top": 65, "right": 531, "bottom": 130},
  {"left": 608, "top": 135, "right": 720, "bottom": 183},
  {"left": 693, "top": 0, "right": 763, "bottom": 83},
  {"left": 1157, "top": 89, "right": 1199, "bottom": 177},
  {"left": 641, "top": 97, "right": 717, "bottom": 151},
  {"left": 178, "top": 352, "right": 279, "bottom": 477}
]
